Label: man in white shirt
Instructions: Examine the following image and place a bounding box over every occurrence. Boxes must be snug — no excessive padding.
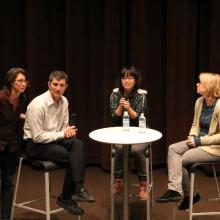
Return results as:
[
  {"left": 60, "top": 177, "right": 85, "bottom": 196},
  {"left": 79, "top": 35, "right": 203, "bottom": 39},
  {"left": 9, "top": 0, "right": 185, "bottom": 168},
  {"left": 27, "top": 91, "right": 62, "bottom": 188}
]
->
[{"left": 24, "top": 70, "right": 94, "bottom": 216}]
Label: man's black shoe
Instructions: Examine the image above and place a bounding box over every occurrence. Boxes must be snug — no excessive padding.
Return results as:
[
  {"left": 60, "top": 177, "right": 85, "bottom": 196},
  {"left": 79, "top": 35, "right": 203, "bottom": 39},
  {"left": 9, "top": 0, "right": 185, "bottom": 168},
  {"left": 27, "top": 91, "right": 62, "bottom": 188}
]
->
[
  {"left": 178, "top": 193, "right": 201, "bottom": 210},
  {"left": 72, "top": 188, "right": 95, "bottom": 203},
  {"left": 156, "top": 189, "right": 182, "bottom": 203},
  {"left": 57, "top": 196, "right": 84, "bottom": 215}
]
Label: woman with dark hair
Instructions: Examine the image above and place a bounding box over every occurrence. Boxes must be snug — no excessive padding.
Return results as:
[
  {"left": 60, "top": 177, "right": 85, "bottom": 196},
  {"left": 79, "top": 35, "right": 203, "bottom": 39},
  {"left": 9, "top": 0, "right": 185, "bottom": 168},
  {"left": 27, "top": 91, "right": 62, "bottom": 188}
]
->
[
  {"left": 0, "top": 67, "right": 29, "bottom": 220},
  {"left": 110, "top": 66, "right": 149, "bottom": 200}
]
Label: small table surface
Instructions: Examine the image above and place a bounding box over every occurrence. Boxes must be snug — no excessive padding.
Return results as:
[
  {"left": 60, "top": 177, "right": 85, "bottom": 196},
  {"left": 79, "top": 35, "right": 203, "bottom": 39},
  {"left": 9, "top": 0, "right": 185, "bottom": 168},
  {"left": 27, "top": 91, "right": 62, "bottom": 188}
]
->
[{"left": 89, "top": 126, "right": 162, "bottom": 145}]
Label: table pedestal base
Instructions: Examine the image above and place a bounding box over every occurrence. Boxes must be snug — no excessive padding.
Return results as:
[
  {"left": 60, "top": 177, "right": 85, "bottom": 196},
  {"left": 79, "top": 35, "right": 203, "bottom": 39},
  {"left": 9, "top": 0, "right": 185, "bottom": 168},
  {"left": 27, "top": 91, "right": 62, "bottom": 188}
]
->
[{"left": 114, "top": 197, "right": 147, "bottom": 220}]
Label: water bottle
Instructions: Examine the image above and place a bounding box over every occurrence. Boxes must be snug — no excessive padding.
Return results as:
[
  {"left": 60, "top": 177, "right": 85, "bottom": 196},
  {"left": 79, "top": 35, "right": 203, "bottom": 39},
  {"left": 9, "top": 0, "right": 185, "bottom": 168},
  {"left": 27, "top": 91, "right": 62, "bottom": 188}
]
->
[
  {"left": 139, "top": 113, "right": 146, "bottom": 133},
  {"left": 122, "top": 110, "right": 130, "bottom": 131}
]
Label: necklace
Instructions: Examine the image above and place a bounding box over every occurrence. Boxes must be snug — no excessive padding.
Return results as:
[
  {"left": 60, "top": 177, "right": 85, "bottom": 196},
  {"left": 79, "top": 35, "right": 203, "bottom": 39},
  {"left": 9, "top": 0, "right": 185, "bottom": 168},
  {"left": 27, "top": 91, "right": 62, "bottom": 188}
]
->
[{"left": 206, "top": 97, "right": 216, "bottom": 106}]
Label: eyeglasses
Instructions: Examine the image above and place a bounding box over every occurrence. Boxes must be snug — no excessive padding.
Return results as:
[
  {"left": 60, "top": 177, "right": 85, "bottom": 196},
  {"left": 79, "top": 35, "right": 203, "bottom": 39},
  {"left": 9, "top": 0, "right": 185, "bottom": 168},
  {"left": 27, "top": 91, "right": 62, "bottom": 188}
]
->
[
  {"left": 122, "top": 77, "right": 135, "bottom": 80},
  {"left": 14, "top": 79, "right": 29, "bottom": 84}
]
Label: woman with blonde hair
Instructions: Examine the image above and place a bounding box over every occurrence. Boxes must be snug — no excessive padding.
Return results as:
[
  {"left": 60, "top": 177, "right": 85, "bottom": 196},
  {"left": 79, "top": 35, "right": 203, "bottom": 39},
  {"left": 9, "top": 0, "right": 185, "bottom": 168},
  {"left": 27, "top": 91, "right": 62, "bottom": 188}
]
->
[{"left": 156, "top": 72, "right": 220, "bottom": 210}]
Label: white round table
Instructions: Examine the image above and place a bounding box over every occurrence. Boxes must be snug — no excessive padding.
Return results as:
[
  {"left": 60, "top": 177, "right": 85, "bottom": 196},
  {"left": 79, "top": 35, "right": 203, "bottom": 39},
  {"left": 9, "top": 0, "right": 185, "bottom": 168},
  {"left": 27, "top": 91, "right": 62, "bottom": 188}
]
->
[
  {"left": 89, "top": 126, "right": 162, "bottom": 145},
  {"left": 89, "top": 127, "right": 162, "bottom": 220}
]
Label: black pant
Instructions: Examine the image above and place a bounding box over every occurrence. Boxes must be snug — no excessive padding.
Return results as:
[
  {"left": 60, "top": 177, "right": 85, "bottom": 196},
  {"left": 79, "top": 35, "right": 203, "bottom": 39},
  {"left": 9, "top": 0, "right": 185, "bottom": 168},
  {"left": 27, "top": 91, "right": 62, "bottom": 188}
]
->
[
  {"left": 0, "top": 149, "right": 17, "bottom": 218},
  {"left": 26, "top": 138, "right": 85, "bottom": 199}
]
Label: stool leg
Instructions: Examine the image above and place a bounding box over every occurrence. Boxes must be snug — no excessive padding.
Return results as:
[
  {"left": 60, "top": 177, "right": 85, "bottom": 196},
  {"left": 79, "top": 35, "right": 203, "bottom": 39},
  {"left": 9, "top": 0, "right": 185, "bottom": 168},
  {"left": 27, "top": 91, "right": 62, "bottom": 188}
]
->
[
  {"left": 111, "top": 144, "right": 115, "bottom": 220},
  {"left": 123, "top": 145, "right": 129, "bottom": 220},
  {"left": 172, "top": 203, "right": 177, "bottom": 220},
  {"left": 189, "top": 173, "right": 195, "bottom": 220},
  {"left": 10, "top": 157, "right": 23, "bottom": 220},
  {"left": 149, "top": 144, "right": 154, "bottom": 207},
  {"left": 212, "top": 165, "right": 220, "bottom": 200},
  {"left": 45, "top": 172, "right": 51, "bottom": 220},
  {"left": 146, "top": 157, "right": 150, "bottom": 220},
  {"left": 77, "top": 204, "right": 81, "bottom": 220}
]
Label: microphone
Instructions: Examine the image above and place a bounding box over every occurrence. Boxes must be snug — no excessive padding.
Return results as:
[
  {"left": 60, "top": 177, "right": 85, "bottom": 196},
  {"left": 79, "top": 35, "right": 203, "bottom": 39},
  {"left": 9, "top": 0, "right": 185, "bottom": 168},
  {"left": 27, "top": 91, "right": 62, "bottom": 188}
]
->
[
  {"left": 124, "top": 94, "right": 129, "bottom": 101},
  {"left": 69, "top": 113, "right": 77, "bottom": 126}
]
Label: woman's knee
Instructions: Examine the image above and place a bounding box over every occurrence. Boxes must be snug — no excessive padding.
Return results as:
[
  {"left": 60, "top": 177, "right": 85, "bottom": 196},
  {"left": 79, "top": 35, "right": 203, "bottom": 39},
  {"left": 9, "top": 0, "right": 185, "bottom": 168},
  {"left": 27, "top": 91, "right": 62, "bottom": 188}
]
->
[
  {"left": 131, "top": 145, "right": 146, "bottom": 157},
  {"left": 168, "top": 141, "right": 187, "bottom": 155},
  {"left": 168, "top": 143, "right": 178, "bottom": 153},
  {"left": 114, "top": 144, "right": 123, "bottom": 150}
]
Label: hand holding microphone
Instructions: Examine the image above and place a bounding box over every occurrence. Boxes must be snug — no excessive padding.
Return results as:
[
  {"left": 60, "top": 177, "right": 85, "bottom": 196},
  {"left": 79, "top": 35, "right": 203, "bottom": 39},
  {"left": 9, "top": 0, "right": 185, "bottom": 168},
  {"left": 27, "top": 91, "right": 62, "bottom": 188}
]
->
[
  {"left": 64, "top": 113, "right": 78, "bottom": 138},
  {"left": 119, "top": 97, "right": 130, "bottom": 109},
  {"left": 64, "top": 126, "right": 77, "bottom": 138}
]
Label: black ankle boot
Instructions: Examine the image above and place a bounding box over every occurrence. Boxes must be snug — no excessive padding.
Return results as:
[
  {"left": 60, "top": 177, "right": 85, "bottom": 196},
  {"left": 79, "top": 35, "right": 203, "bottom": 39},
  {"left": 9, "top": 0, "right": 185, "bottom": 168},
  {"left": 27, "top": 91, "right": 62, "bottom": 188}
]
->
[
  {"left": 178, "top": 193, "right": 201, "bottom": 210},
  {"left": 156, "top": 189, "right": 182, "bottom": 203}
]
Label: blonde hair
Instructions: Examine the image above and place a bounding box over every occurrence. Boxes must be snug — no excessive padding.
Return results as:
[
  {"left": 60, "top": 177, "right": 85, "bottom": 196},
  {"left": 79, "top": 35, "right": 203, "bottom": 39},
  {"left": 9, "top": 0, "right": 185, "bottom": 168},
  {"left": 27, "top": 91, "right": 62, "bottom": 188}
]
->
[{"left": 199, "top": 72, "right": 220, "bottom": 98}]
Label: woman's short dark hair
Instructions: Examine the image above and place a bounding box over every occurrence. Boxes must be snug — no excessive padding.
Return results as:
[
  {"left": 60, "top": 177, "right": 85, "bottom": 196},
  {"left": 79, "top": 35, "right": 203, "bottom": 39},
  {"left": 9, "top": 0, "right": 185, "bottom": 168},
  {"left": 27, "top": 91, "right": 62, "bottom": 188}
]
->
[
  {"left": 4, "top": 67, "right": 28, "bottom": 91},
  {"left": 116, "top": 66, "right": 142, "bottom": 92}
]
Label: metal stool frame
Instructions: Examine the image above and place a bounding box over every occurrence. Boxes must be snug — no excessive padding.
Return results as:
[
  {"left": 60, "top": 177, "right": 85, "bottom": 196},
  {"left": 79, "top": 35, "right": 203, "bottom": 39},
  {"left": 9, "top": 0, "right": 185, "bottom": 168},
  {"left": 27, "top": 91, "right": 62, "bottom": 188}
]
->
[
  {"left": 188, "top": 162, "right": 220, "bottom": 220},
  {"left": 11, "top": 156, "right": 81, "bottom": 220},
  {"left": 172, "top": 161, "right": 220, "bottom": 220}
]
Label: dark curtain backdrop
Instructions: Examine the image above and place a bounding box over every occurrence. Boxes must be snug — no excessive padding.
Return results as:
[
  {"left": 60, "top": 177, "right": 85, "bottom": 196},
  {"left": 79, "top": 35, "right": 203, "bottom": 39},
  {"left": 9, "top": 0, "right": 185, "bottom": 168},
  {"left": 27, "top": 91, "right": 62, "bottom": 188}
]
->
[{"left": 1, "top": 0, "right": 220, "bottom": 170}]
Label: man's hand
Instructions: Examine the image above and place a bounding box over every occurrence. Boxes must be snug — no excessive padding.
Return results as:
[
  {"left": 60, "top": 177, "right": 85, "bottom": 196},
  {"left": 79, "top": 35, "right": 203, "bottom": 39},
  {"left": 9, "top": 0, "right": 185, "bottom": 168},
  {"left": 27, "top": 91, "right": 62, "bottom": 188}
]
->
[
  {"left": 20, "top": 113, "right": 26, "bottom": 119},
  {"left": 64, "top": 126, "right": 77, "bottom": 138}
]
